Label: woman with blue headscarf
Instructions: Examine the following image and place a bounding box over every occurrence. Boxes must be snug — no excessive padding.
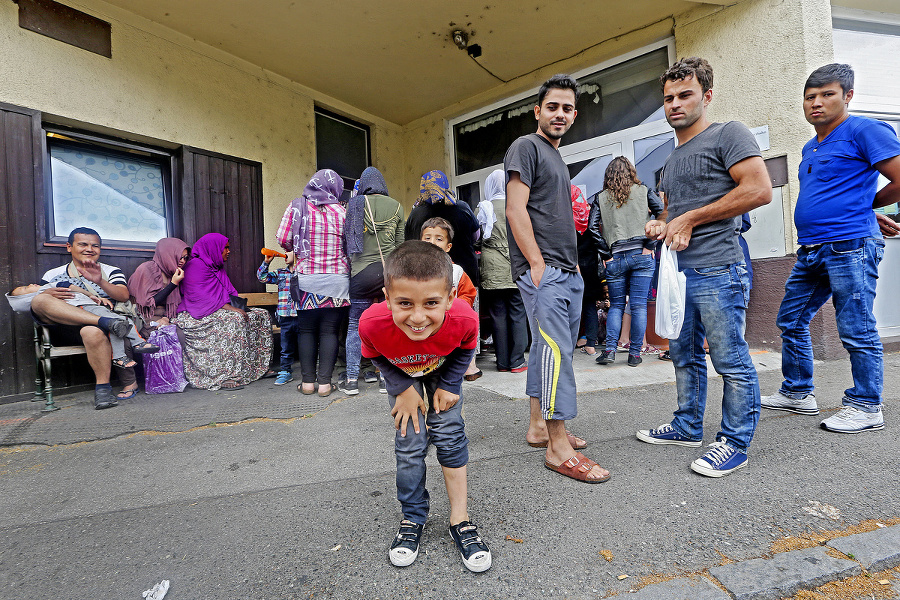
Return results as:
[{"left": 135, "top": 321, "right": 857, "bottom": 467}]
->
[{"left": 404, "top": 170, "right": 481, "bottom": 286}]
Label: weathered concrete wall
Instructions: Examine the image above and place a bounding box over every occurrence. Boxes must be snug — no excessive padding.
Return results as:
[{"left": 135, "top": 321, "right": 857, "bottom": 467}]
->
[{"left": 0, "top": 0, "right": 406, "bottom": 245}]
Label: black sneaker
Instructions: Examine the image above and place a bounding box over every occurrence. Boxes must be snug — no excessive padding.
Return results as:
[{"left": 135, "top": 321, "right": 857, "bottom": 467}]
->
[
  {"left": 449, "top": 521, "right": 492, "bottom": 572},
  {"left": 595, "top": 350, "right": 615, "bottom": 365},
  {"left": 627, "top": 354, "right": 642, "bottom": 367},
  {"left": 338, "top": 377, "right": 359, "bottom": 396},
  {"left": 378, "top": 374, "right": 387, "bottom": 394},
  {"left": 389, "top": 519, "right": 424, "bottom": 567},
  {"left": 363, "top": 370, "right": 379, "bottom": 384}
]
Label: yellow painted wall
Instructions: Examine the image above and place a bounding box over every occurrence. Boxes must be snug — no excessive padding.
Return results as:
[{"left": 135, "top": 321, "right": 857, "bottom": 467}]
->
[
  {"left": 674, "top": 0, "right": 835, "bottom": 250},
  {"left": 0, "top": 0, "right": 406, "bottom": 248}
]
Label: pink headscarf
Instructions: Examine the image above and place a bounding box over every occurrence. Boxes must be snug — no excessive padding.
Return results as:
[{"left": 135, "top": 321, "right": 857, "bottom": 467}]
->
[
  {"left": 128, "top": 237, "right": 189, "bottom": 321},
  {"left": 176, "top": 233, "right": 238, "bottom": 320}
]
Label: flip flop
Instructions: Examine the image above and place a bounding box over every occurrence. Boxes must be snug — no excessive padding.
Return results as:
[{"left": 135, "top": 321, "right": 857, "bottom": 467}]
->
[
  {"left": 528, "top": 430, "right": 588, "bottom": 450},
  {"left": 116, "top": 386, "right": 139, "bottom": 400},
  {"left": 261, "top": 370, "right": 278, "bottom": 379},
  {"left": 579, "top": 347, "right": 597, "bottom": 355},
  {"left": 544, "top": 452, "right": 611, "bottom": 484}
]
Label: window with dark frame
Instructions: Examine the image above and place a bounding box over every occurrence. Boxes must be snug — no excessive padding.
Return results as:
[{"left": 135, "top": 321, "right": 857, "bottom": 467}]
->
[
  {"left": 44, "top": 129, "right": 174, "bottom": 248},
  {"left": 314, "top": 107, "right": 371, "bottom": 195}
]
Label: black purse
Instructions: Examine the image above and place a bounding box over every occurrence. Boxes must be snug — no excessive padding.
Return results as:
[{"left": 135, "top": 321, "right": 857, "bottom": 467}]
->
[{"left": 229, "top": 294, "right": 248, "bottom": 311}]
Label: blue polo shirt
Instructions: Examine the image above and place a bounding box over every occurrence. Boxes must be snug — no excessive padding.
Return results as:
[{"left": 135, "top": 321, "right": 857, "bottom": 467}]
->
[{"left": 795, "top": 115, "right": 900, "bottom": 245}]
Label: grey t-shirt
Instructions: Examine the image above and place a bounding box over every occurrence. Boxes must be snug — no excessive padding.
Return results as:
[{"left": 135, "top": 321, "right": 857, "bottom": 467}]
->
[
  {"left": 504, "top": 133, "right": 578, "bottom": 281},
  {"left": 659, "top": 121, "right": 761, "bottom": 269}
]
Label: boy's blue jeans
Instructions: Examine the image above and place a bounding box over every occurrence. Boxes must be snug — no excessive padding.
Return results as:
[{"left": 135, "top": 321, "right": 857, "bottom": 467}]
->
[
  {"left": 389, "top": 374, "right": 468, "bottom": 525},
  {"left": 604, "top": 249, "right": 655, "bottom": 355},
  {"left": 669, "top": 262, "right": 760, "bottom": 452},
  {"left": 776, "top": 237, "right": 884, "bottom": 411},
  {"left": 277, "top": 315, "right": 300, "bottom": 373}
]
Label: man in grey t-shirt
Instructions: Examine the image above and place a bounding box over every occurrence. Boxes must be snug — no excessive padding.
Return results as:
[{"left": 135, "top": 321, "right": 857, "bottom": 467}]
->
[
  {"left": 505, "top": 74, "right": 610, "bottom": 484},
  {"left": 635, "top": 57, "right": 772, "bottom": 478}
]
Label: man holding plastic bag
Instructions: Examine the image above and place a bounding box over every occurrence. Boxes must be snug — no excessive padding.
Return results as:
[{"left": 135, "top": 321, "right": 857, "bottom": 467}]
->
[{"left": 635, "top": 58, "right": 772, "bottom": 477}]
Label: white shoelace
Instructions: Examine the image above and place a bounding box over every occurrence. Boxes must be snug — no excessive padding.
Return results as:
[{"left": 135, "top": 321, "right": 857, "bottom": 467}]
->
[
  {"left": 701, "top": 442, "right": 734, "bottom": 466},
  {"left": 831, "top": 406, "right": 863, "bottom": 420}
]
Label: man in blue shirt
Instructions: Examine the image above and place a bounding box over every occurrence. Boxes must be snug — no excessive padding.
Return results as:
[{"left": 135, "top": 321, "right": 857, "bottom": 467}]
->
[{"left": 762, "top": 64, "right": 900, "bottom": 433}]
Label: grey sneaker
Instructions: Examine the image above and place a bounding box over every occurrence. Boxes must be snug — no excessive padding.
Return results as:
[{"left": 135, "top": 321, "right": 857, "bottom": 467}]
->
[
  {"left": 363, "top": 371, "right": 379, "bottom": 384},
  {"left": 761, "top": 391, "right": 819, "bottom": 415},
  {"left": 378, "top": 374, "right": 387, "bottom": 394},
  {"left": 820, "top": 406, "right": 884, "bottom": 434}
]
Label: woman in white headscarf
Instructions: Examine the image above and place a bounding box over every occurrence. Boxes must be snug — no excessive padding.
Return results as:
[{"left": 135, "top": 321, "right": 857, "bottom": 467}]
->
[{"left": 476, "top": 170, "right": 528, "bottom": 372}]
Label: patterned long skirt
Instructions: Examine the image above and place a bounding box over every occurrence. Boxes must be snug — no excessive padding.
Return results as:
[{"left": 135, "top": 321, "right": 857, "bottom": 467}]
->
[{"left": 175, "top": 308, "right": 272, "bottom": 390}]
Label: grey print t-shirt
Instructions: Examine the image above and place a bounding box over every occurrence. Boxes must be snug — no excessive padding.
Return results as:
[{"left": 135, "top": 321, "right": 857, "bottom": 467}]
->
[{"left": 659, "top": 121, "right": 761, "bottom": 269}]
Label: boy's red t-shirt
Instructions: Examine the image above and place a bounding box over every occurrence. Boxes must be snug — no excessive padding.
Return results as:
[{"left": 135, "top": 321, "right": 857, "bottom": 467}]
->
[{"left": 359, "top": 300, "right": 478, "bottom": 377}]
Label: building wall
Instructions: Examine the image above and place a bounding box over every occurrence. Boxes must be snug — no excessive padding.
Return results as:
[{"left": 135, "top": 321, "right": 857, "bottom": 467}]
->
[{"left": 0, "top": 0, "right": 407, "bottom": 244}]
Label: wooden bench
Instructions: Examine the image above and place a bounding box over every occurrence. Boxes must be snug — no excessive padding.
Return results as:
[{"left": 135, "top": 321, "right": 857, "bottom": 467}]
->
[
  {"left": 33, "top": 297, "right": 279, "bottom": 410},
  {"left": 238, "top": 292, "right": 281, "bottom": 334},
  {"left": 33, "top": 323, "right": 82, "bottom": 412}
]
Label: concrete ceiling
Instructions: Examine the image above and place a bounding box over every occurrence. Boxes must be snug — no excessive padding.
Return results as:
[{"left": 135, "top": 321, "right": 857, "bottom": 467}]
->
[{"left": 99, "top": 0, "right": 705, "bottom": 125}]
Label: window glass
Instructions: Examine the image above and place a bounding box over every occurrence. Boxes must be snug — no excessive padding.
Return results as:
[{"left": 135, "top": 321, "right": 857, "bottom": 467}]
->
[
  {"left": 453, "top": 47, "right": 668, "bottom": 176},
  {"left": 48, "top": 138, "right": 169, "bottom": 244},
  {"left": 456, "top": 182, "right": 480, "bottom": 210},
  {"left": 315, "top": 108, "right": 370, "bottom": 190},
  {"left": 833, "top": 21, "right": 900, "bottom": 110}
]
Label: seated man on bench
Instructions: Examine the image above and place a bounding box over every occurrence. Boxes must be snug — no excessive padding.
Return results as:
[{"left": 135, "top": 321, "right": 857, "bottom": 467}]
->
[{"left": 30, "top": 227, "right": 138, "bottom": 409}]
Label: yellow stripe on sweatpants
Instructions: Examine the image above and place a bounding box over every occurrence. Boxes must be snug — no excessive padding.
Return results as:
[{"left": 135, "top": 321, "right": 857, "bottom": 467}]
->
[{"left": 538, "top": 323, "right": 562, "bottom": 418}]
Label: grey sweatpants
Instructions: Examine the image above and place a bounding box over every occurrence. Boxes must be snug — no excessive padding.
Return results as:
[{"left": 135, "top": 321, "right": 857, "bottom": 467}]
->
[
  {"left": 79, "top": 304, "right": 143, "bottom": 360},
  {"left": 516, "top": 266, "right": 584, "bottom": 421}
]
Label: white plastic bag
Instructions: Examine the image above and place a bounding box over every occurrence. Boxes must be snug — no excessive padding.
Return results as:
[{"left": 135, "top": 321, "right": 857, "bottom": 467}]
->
[{"left": 655, "top": 243, "right": 686, "bottom": 339}]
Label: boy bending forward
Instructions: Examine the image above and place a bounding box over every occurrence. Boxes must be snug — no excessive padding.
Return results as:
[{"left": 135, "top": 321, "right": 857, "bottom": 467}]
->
[{"left": 359, "top": 240, "right": 491, "bottom": 572}]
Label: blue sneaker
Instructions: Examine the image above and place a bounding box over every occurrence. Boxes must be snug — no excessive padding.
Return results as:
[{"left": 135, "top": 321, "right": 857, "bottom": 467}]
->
[
  {"left": 274, "top": 371, "right": 293, "bottom": 385},
  {"left": 690, "top": 440, "right": 748, "bottom": 477},
  {"left": 636, "top": 423, "right": 701, "bottom": 447}
]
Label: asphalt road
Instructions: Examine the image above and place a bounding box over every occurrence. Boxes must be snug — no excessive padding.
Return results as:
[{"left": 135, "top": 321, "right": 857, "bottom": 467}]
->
[{"left": 1, "top": 353, "right": 897, "bottom": 599}]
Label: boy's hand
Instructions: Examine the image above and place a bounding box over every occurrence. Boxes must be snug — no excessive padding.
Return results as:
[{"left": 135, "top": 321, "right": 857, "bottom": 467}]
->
[
  {"left": 264, "top": 254, "right": 274, "bottom": 265},
  {"left": 432, "top": 388, "right": 459, "bottom": 413},
  {"left": 94, "top": 297, "right": 114, "bottom": 309},
  {"left": 391, "top": 386, "right": 427, "bottom": 436}
]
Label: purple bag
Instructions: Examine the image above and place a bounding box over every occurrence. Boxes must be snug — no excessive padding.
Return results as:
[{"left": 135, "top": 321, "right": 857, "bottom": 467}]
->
[{"left": 142, "top": 325, "right": 188, "bottom": 394}]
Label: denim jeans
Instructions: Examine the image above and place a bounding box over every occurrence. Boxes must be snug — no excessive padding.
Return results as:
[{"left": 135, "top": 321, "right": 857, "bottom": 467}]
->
[
  {"left": 482, "top": 288, "right": 528, "bottom": 370},
  {"left": 669, "top": 262, "right": 759, "bottom": 452},
  {"left": 605, "top": 249, "right": 655, "bottom": 355},
  {"left": 277, "top": 315, "right": 300, "bottom": 373},
  {"left": 776, "top": 237, "right": 884, "bottom": 411},
  {"left": 580, "top": 295, "right": 599, "bottom": 347},
  {"left": 344, "top": 298, "right": 374, "bottom": 379},
  {"left": 390, "top": 374, "right": 468, "bottom": 525}
]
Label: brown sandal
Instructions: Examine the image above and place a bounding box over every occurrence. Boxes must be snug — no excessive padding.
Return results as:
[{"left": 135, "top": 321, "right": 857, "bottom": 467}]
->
[
  {"left": 544, "top": 452, "right": 611, "bottom": 484},
  {"left": 527, "top": 430, "right": 588, "bottom": 450}
]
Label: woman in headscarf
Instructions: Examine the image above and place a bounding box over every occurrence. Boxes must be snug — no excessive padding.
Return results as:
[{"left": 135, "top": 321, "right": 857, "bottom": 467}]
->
[
  {"left": 588, "top": 156, "right": 664, "bottom": 367},
  {"left": 572, "top": 185, "right": 604, "bottom": 356},
  {"left": 477, "top": 169, "right": 528, "bottom": 372},
  {"left": 174, "top": 233, "right": 273, "bottom": 389},
  {"left": 404, "top": 170, "right": 480, "bottom": 286},
  {"left": 340, "top": 166, "right": 405, "bottom": 395},
  {"left": 283, "top": 169, "right": 350, "bottom": 397},
  {"left": 128, "top": 237, "right": 190, "bottom": 335}
]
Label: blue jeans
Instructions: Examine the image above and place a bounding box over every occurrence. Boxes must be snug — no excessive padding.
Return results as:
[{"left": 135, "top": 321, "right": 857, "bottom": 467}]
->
[
  {"left": 776, "top": 237, "right": 884, "bottom": 411},
  {"left": 390, "top": 374, "right": 468, "bottom": 525},
  {"left": 277, "top": 315, "right": 300, "bottom": 373},
  {"left": 345, "top": 298, "right": 374, "bottom": 379},
  {"left": 669, "top": 262, "right": 759, "bottom": 452},
  {"left": 605, "top": 250, "right": 655, "bottom": 355}
]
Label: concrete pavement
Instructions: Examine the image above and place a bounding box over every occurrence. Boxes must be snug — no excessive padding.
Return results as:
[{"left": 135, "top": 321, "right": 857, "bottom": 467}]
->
[{"left": 0, "top": 349, "right": 898, "bottom": 599}]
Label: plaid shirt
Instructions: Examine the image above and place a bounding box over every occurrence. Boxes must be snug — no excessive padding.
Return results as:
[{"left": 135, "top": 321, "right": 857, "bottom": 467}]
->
[
  {"left": 296, "top": 202, "right": 349, "bottom": 275},
  {"left": 256, "top": 262, "right": 297, "bottom": 317}
]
